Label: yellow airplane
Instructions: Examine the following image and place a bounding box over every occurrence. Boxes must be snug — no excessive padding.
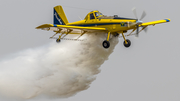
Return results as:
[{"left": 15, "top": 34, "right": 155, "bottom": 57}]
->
[{"left": 36, "top": 5, "right": 170, "bottom": 48}]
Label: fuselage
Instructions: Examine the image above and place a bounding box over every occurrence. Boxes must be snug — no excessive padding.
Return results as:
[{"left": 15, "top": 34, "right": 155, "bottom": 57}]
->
[{"left": 67, "top": 10, "right": 137, "bottom": 33}]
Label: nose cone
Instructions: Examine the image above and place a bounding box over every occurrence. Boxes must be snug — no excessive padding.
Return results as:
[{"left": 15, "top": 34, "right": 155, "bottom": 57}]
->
[{"left": 136, "top": 20, "right": 143, "bottom": 25}]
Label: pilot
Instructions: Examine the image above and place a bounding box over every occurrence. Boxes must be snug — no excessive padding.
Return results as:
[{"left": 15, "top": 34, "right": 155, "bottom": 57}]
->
[{"left": 90, "top": 13, "right": 95, "bottom": 19}]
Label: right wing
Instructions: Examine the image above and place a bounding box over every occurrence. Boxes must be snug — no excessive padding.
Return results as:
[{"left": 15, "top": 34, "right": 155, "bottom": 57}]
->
[{"left": 140, "top": 18, "right": 171, "bottom": 27}]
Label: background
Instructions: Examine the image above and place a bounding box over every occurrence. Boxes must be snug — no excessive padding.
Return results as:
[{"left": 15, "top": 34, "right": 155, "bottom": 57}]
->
[{"left": 0, "top": 0, "right": 178, "bottom": 101}]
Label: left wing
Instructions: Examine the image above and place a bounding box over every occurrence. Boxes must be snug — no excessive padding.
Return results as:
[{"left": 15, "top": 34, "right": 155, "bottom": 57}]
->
[
  {"left": 140, "top": 18, "right": 171, "bottom": 27},
  {"left": 36, "top": 24, "right": 107, "bottom": 33}
]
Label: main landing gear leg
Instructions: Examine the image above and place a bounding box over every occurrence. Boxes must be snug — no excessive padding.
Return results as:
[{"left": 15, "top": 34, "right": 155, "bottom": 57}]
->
[
  {"left": 49, "top": 28, "right": 62, "bottom": 43},
  {"left": 102, "top": 32, "right": 111, "bottom": 49},
  {"left": 122, "top": 32, "right": 131, "bottom": 48},
  {"left": 56, "top": 35, "right": 61, "bottom": 43}
]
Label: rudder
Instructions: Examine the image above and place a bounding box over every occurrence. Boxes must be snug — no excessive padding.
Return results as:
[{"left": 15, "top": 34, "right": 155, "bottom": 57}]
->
[{"left": 54, "top": 5, "right": 69, "bottom": 25}]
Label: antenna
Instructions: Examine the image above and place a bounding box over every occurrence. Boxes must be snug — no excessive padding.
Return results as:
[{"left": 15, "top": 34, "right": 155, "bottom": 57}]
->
[{"left": 61, "top": 5, "right": 92, "bottom": 11}]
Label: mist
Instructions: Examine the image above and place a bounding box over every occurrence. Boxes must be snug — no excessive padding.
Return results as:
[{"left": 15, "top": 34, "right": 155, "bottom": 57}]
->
[{"left": 0, "top": 32, "right": 118, "bottom": 99}]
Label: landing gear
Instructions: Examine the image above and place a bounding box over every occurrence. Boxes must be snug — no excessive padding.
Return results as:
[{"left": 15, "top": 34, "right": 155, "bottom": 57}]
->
[
  {"left": 56, "top": 39, "right": 61, "bottom": 43},
  {"left": 121, "top": 32, "right": 131, "bottom": 48},
  {"left": 123, "top": 39, "right": 131, "bottom": 47},
  {"left": 102, "top": 32, "right": 111, "bottom": 49},
  {"left": 102, "top": 40, "right": 110, "bottom": 48},
  {"left": 56, "top": 35, "right": 62, "bottom": 43}
]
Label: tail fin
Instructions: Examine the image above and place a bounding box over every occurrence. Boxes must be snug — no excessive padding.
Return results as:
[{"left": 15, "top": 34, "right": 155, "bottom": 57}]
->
[{"left": 54, "top": 5, "right": 69, "bottom": 25}]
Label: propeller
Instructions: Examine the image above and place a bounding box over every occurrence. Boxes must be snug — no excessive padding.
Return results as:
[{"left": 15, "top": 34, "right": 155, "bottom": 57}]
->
[
  {"left": 132, "top": 8, "right": 147, "bottom": 37},
  {"left": 140, "top": 11, "right": 146, "bottom": 20}
]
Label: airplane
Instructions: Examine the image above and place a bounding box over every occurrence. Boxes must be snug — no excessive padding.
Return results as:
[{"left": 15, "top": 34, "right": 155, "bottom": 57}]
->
[{"left": 36, "top": 5, "right": 170, "bottom": 49}]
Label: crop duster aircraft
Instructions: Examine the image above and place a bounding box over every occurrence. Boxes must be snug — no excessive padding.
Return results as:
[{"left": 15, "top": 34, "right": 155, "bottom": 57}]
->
[{"left": 36, "top": 5, "right": 170, "bottom": 48}]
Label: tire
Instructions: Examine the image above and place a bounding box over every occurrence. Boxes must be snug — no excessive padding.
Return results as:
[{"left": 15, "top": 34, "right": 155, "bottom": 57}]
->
[
  {"left": 102, "top": 40, "right": 110, "bottom": 48},
  {"left": 56, "top": 39, "right": 61, "bottom": 43},
  {"left": 123, "top": 39, "right": 131, "bottom": 48}
]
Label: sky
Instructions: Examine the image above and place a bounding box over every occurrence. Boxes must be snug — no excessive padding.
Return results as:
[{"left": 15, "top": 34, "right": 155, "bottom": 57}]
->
[{"left": 0, "top": 0, "right": 179, "bottom": 101}]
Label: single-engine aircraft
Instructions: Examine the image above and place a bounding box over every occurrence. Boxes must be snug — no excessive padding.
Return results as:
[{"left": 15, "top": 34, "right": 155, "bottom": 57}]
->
[{"left": 36, "top": 5, "right": 170, "bottom": 49}]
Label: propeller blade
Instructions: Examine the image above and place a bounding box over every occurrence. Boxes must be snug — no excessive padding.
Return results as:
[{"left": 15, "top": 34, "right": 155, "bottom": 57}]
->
[
  {"left": 132, "top": 8, "right": 147, "bottom": 37},
  {"left": 140, "top": 11, "right": 146, "bottom": 20},
  {"left": 144, "top": 27, "right": 148, "bottom": 33},
  {"left": 135, "top": 25, "right": 139, "bottom": 37},
  {"left": 132, "top": 7, "right": 138, "bottom": 19}
]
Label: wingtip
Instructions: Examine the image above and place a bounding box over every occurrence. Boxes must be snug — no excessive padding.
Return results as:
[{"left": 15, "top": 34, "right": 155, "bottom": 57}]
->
[
  {"left": 165, "top": 18, "right": 171, "bottom": 22},
  {"left": 35, "top": 24, "right": 54, "bottom": 29},
  {"left": 35, "top": 27, "right": 39, "bottom": 29}
]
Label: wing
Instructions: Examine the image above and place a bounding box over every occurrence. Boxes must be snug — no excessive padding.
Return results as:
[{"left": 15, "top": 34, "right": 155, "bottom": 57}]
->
[
  {"left": 36, "top": 24, "right": 107, "bottom": 34},
  {"left": 140, "top": 18, "right": 171, "bottom": 26}
]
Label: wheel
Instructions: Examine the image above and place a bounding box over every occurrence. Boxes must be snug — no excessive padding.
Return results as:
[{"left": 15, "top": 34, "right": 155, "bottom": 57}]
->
[
  {"left": 123, "top": 39, "right": 131, "bottom": 48},
  {"left": 56, "top": 39, "right": 61, "bottom": 43},
  {"left": 102, "top": 40, "right": 110, "bottom": 48}
]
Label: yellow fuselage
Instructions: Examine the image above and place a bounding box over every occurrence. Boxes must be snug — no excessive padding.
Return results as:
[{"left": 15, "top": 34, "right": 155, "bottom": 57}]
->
[{"left": 67, "top": 19, "right": 137, "bottom": 33}]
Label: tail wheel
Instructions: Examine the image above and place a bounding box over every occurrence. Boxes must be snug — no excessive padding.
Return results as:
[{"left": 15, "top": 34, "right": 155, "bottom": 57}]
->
[
  {"left": 56, "top": 39, "right": 61, "bottom": 43},
  {"left": 123, "top": 39, "right": 131, "bottom": 48},
  {"left": 102, "top": 40, "right": 110, "bottom": 48}
]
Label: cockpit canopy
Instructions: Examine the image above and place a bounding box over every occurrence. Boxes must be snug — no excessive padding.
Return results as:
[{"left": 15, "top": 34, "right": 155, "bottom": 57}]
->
[
  {"left": 84, "top": 10, "right": 137, "bottom": 21},
  {"left": 84, "top": 10, "right": 103, "bottom": 20},
  {"left": 94, "top": 11, "right": 103, "bottom": 18}
]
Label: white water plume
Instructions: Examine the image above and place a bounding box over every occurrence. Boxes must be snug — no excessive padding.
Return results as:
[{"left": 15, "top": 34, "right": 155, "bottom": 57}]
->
[{"left": 0, "top": 32, "right": 118, "bottom": 99}]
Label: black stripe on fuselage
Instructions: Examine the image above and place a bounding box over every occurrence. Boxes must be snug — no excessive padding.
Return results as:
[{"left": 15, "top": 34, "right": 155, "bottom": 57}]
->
[{"left": 114, "top": 17, "right": 137, "bottom": 20}]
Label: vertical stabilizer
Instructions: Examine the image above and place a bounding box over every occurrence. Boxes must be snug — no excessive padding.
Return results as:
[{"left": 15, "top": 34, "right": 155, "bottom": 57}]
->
[{"left": 54, "top": 5, "right": 69, "bottom": 25}]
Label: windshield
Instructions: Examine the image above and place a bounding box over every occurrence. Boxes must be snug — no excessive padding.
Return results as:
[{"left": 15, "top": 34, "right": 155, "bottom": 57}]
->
[{"left": 95, "top": 12, "right": 103, "bottom": 18}]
